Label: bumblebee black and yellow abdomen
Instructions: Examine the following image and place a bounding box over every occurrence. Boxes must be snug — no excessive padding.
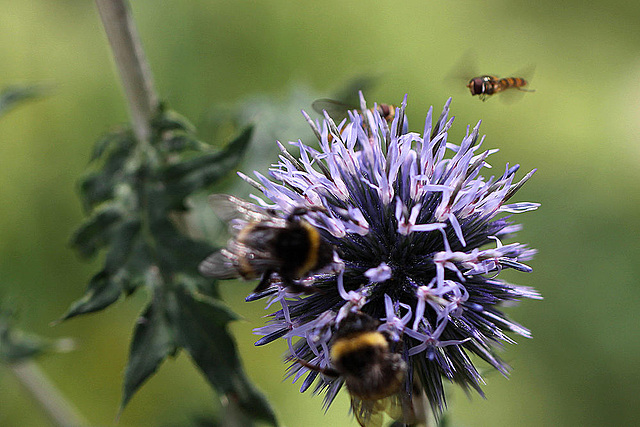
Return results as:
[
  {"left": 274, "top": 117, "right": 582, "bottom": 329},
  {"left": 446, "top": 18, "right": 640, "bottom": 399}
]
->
[
  {"left": 331, "top": 331, "right": 406, "bottom": 401},
  {"left": 272, "top": 220, "right": 334, "bottom": 279},
  {"left": 273, "top": 223, "right": 313, "bottom": 277}
]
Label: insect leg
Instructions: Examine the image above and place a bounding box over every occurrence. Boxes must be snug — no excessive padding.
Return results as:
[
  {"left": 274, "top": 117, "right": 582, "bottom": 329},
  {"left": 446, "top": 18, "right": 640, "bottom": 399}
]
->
[
  {"left": 294, "top": 357, "right": 340, "bottom": 377},
  {"left": 252, "top": 270, "right": 275, "bottom": 293},
  {"left": 281, "top": 276, "right": 319, "bottom": 294}
]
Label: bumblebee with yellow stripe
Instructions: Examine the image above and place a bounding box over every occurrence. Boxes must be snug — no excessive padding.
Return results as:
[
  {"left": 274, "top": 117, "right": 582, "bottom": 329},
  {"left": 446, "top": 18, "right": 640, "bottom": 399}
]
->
[
  {"left": 467, "top": 75, "right": 534, "bottom": 101},
  {"left": 296, "top": 311, "right": 428, "bottom": 426},
  {"left": 199, "top": 195, "right": 335, "bottom": 294}
]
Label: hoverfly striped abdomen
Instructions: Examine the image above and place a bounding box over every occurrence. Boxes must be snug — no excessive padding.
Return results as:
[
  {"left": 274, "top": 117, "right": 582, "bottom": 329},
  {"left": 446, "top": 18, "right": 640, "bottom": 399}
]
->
[
  {"left": 497, "top": 77, "right": 529, "bottom": 92},
  {"left": 467, "top": 75, "right": 533, "bottom": 101}
]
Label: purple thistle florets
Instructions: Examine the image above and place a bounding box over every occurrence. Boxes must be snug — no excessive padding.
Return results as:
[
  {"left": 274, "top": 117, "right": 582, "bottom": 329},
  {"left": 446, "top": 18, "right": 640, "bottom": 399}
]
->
[{"left": 244, "top": 94, "right": 541, "bottom": 417}]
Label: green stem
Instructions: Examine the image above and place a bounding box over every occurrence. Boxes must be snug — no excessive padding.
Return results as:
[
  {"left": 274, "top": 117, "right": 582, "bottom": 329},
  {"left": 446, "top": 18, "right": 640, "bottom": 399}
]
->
[
  {"left": 11, "top": 361, "right": 90, "bottom": 427},
  {"left": 95, "top": 0, "right": 159, "bottom": 143}
]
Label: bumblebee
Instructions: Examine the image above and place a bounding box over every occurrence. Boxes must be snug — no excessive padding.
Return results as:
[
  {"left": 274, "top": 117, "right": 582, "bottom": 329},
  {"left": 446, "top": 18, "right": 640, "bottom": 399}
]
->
[
  {"left": 297, "top": 311, "right": 427, "bottom": 427},
  {"left": 198, "top": 195, "right": 335, "bottom": 294}
]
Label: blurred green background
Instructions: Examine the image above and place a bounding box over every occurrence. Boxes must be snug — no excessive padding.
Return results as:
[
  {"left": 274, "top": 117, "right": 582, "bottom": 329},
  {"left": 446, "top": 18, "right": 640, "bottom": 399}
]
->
[{"left": 2, "top": 1, "right": 639, "bottom": 426}]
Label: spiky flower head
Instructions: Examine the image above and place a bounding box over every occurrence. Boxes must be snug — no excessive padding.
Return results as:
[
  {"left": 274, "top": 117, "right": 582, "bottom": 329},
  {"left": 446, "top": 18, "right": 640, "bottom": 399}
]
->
[{"left": 239, "top": 94, "right": 541, "bottom": 418}]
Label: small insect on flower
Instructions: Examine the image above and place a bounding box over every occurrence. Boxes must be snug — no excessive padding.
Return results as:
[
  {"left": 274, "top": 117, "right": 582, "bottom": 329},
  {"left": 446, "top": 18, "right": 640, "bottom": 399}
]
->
[
  {"left": 467, "top": 75, "right": 534, "bottom": 101},
  {"left": 312, "top": 98, "right": 396, "bottom": 124},
  {"left": 295, "top": 310, "right": 427, "bottom": 426},
  {"left": 198, "top": 195, "right": 336, "bottom": 294}
]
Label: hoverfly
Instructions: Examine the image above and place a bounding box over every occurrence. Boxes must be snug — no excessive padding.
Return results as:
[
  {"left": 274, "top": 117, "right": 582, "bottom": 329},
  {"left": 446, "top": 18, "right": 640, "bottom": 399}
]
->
[
  {"left": 198, "top": 195, "right": 335, "bottom": 294},
  {"left": 467, "top": 74, "right": 534, "bottom": 101},
  {"left": 448, "top": 51, "right": 535, "bottom": 102},
  {"left": 295, "top": 311, "right": 427, "bottom": 426}
]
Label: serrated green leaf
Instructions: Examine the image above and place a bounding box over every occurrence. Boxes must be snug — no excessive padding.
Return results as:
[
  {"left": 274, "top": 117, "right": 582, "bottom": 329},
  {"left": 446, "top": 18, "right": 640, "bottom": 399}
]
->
[
  {"left": 1, "top": 302, "right": 73, "bottom": 363},
  {"left": 117, "top": 236, "right": 159, "bottom": 295},
  {"left": 66, "top": 108, "right": 275, "bottom": 425},
  {"left": 152, "top": 218, "right": 215, "bottom": 275},
  {"left": 158, "top": 134, "right": 207, "bottom": 153},
  {"left": 163, "top": 126, "right": 252, "bottom": 179},
  {"left": 0, "top": 85, "right": 43, "bottom": 117},
  {"left": 151, "top": 108, "right": 196, "bottom": 134},
  {"left": 89, "top": 128, "right": 134, "bottom": 161},
  {"left": 80, "top": 132, "right": 136, "bottom": 210},
  {"left": 70, "top": 203, "right": 124, "bottom": 258},
  {"left": 1, "top": 305, "right": 48, "bottom": 363},
  {"left": 101, "top": 219, "right": 143, "bottom": 271},
  {"left": 174, "top": 287, "right": 277, "bottom": 426},
  {"left": 176, "top": 273, "right": 222, "bottom": 303},
  {"left": 1, "top": 335, "right": 48, "bottom": 363},
  {"left": 60, "top": 271, "right": 121, "bottom": 321},
  {"left": 162, "top": 126, "right": 253, "bottom": 205},
  {"left": 120, "top": 299, "right": 176, "bottom": 411}
]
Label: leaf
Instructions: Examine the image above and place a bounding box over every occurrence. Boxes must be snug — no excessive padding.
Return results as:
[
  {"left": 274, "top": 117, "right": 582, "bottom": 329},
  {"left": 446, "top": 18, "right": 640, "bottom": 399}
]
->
[
  {"left": 173, "top": 286, "right": 277, "bottom": 426},
  {"left": 70, "top": 203, "right": 124, "bottom": 258},
  {"left": 1, "top": 302, "right": 73, "bottom": 363},
  {"left": 152, "top": 218, "right": 216, "bottom": 279},
  {"left": 162, "top": 126, "right": 253, "bottom": 207},
  {"left": 151, "top": 108, "right": 196, "bottom": 134},
  {"left": 64, "top": 107, "right": 275, "bottom": 424},
  {"left": 80, "top": 131, "right": 136, "bottom": 211},
  {"left": 58, "top": 270, "right": 122, "bottom": 321},
  {"left": 0, "top": 85, "right": 43, "bottom": 117},
  {"left": 120, "top": 284, "right": 276, "bottom": 424},
  {"left": 120, "top": 297, "right": 176, "bottom": 411}
]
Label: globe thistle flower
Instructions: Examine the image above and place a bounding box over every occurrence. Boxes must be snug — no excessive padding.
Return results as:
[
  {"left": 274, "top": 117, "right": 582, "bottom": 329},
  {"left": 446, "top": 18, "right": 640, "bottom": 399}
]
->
[{"left": 219, "top": 94, "right": 541, "bottom": 423}]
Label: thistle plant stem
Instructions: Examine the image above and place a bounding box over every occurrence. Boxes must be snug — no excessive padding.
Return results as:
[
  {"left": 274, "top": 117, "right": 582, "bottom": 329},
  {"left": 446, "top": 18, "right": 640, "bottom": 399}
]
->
[
  {"left": 11, "top": 361, "right": 89, "bottom": 427},
  {"left": 95, "top": 0, "right": 159, "bottom": 143}
]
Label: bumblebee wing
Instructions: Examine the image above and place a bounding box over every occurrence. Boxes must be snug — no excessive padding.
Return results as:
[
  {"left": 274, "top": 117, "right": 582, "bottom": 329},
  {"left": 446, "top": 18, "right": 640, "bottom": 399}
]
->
[
  {"left": 388, "top": 390, "right": 430, "bottom": 426},
  {"left": 198, "top": 250, "right": 239, "bottom": 279},
  {"left": 209, "top": 194, "right": 274, "bottom": 223},
  {"left": 227, "top": 239, "right": 285, "bottom": 271},
  {"left": 404, "top": 387, "right": 429, "bottom": 426},
  {"left": 351, "top": 392, "right": 429, "bottom": 427},
  {"left": 311, "top": 98, "right": 354, "bottom": 122},
  {"left": 351, "top": 396, "right": 385, "bottom": 427}
]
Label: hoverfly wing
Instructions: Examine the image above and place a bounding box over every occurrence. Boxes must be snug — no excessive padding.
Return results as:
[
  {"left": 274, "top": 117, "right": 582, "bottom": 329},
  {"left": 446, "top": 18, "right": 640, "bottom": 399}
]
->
[
  {"left": 512, "top": 64, "right": 536, "bottom": 88},
  {"left": 198, "top": 250, "right": 239, "bottom": 279},
  {"left": 332, "top": 75, "right": 379, "bottom": 107},
  {"left": 445, "top": 49, "right": 481, "bottom": 96},
  {"left": 311, "top": 98, "right": 354, "bottom": 122},
  {"left": 498, "top": 64, "right": 536, "bottom": 104}
]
